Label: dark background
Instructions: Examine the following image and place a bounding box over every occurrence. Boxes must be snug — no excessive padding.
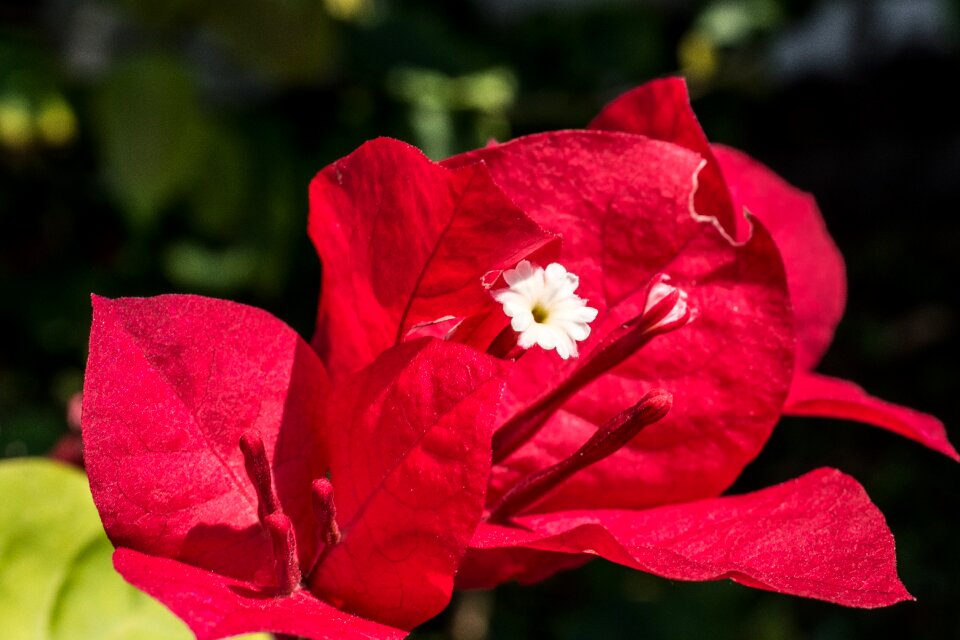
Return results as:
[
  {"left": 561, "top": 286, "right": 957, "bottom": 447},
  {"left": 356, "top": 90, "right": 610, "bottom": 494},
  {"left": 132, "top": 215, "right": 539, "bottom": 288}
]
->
[{"left": 2, "top": 0, "right": 957, "bottom": 638}]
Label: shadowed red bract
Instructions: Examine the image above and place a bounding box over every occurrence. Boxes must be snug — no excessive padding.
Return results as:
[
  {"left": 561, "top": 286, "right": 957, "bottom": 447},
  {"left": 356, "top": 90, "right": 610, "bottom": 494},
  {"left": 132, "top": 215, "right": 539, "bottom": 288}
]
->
[
  {"left": 590, "top": 76, "right": 956, "bottom": 461},
  {"left": 310, "top": 338, "right": 506, "bottom": 629},
  {"left": 114, "top": 549, "right": 406, "bottom": 640}
]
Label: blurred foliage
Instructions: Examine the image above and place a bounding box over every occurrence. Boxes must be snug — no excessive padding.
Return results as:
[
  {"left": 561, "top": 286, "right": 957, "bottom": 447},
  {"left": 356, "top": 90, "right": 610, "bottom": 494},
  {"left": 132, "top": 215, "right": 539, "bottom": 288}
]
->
[
  {"left": 1, "top": 0, "right": 958, "bottom": 638},
  {"left": 0, "top": 459, "right": 194, "bottom": 639},
  {"left": 0, "top": 458, "right": 271, "bottom": 638}
]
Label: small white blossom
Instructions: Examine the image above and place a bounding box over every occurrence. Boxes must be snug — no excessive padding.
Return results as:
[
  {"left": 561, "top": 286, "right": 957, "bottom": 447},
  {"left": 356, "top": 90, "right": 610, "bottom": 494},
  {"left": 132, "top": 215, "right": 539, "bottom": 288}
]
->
[{"left": 492, "top": 260, "right": 598, "bottom": 359}]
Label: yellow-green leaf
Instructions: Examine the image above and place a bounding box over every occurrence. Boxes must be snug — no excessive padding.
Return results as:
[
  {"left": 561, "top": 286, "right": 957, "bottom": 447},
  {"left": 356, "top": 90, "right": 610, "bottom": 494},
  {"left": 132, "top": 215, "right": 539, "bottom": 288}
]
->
[{"left": 0, "top": 458, "right": 269, "bottom": 640}]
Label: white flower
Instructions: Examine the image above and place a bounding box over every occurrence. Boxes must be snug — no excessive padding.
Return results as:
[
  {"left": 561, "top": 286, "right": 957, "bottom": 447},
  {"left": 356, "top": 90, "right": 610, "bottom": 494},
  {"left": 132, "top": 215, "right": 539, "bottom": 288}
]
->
[{"left": 492, "top": 260, "right": 598, "bottom": 359}]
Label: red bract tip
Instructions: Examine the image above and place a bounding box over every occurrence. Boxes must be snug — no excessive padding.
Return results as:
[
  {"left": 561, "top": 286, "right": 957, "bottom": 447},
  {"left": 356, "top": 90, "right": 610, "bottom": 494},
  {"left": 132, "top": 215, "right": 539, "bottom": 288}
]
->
[
  {"left": 311, "top": 478, "right": 341, "bottom": 547},
  {"left": 489, "top": 389, "right": 672, "bottom": 521}
]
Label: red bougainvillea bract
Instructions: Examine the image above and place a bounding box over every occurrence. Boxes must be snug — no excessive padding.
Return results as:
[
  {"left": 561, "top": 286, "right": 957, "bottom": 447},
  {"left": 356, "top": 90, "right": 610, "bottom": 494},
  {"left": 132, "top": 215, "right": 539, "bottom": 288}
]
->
[
  {"left": 83, "top": 296, "right": 508, "bottom": 639},
  {"left": 82, "top": 77, "right": 956, "bottom": 639},
  {"left": 309, "top": 79, "right": 955, "bottom": 607}
]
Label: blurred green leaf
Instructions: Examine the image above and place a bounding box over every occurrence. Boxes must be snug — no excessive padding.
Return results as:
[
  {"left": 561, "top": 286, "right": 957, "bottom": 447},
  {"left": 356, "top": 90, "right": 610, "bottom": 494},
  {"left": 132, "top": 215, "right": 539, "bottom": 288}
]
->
[
  {"left": 49, "top": 536, "right": 192, "bottom": 640},
  {"left": 0, "top": 459, "right": 268, "bottom": 638},
  {"left": 92, "top": 55, "right": 211, "bottom": 230},
  {"left": 202, "top": 0, "right": 337, "bottom": 84},
  {"left": 387, "top": 66, "right": 517, "bottom": 157},
  {"left": 0, "top": 458, "right": 191, "bottom": 639},
  {"left": 451, "top": 68, "right": 517, "bottom": 113},
  {"left": 696, "top": 0, "right": 783, "bottom": 46},
  {"left": 163, "top": 241, "right": 260, "bottom": 293},
  {"left": 188, "top": 124, "right": 251, "bottom": 239},
  {"left": 0, "top": 92, "right": 35, "bottom": 149}
]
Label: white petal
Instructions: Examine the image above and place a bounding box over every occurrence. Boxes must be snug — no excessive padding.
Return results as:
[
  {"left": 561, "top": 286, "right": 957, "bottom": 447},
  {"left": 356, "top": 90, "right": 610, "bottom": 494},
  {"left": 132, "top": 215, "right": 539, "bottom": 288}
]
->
[
  {"left": 503, "top": 260, "right": 536, "bottom": 286},
  {"left": 491, "top": 260, "right": 599, "bottom": 359},
  {"left": 511, "top": 312, "right": 534, "bottom": 332},
  {"left": 557, "top": 332, "right": 579, "bottom": 359},
  {"left": 557, "top": 320, "right": 591, "bottom": 341},
  {"left": 534, "top": 325, "right": 558, "bottom": 351},
  {"left": 551, "top": 299, "right": 598, "bottom": 323},
  {"left": 544, "top": 262, "right": 568, "bottom": 279},
  {"left": 516, "top": 328, "right": 538, "bottom": 349}
]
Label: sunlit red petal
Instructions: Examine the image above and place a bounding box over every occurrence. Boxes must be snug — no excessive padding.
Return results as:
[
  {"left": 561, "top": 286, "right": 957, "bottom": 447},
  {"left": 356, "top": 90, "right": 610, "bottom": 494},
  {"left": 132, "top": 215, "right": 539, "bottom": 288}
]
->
[
  {"left": 589, "top": 76, "right": 748, "bottom": 242},
  {"left": 446, "top": 131, "right": 795, "bottom": 511},
  {"left": 713, "top": 144, "right": 847, "bottom": 371},
  {"left": 309, "top": 137, "right": 556, "bottom": 380},
  {"left": 83, "top": 295, "right": 328, "bottom": 584},
  {"left": 469, "top": 468, "right": 911, "bottom": 607},
  {"left": 310, "top": 338, "right": 507, "bottom": 629}
]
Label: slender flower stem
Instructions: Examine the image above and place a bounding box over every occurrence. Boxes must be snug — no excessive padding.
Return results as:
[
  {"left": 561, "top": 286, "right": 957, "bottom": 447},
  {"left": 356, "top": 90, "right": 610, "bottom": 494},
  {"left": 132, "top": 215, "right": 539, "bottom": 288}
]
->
[
  {"left": 492, "top": 287, "right": 688, "bottom": 463},
  {"left": 489, "top": 389, "right": 672, "bottom": 521}
]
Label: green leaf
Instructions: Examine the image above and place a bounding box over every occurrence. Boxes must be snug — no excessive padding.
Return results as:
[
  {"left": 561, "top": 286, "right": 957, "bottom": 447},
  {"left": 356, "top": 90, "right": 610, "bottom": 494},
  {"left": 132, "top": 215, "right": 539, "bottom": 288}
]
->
[
  {"left": 188, "top": 124, "right": 250, "bottom": 239},
  {"left": 92, "top": 55, "right": 211, "bottom": 230},
  {"left": 47, "top": 535, "right": 191, "bottom": 640},
  {"left": 162, "top": 242, "right": 260, "bottom": 293},
  {"left": 201, "top": 0, "right": 336, "bottom": 84},
  {"left": 0, "top": 458, "right": 270, "bottom": 639}
]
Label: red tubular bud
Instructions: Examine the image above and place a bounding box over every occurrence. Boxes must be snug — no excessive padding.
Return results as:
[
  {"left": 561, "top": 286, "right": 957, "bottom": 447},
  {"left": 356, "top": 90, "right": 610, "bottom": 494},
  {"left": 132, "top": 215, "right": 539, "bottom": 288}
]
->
[
  {"left": 265, "top": 512, "right": 302, "bottom": 594},
  {"left": 311, "top": 478, "right": 342, "bottom": 547},
  {"left": 239, "top": 431, "right": 305, "bottom": 592},
  {"left": 239, "top": 431, "right": 280, "bottom": 520},
  {"left": 638, "top": 274, "right": 693, "bottom": 336},
  {"left": 489, "top": 389, "right": 673, "bottom": 522},
  {"left": 304, "top": 478, "right": 342, "bottom": 581}
]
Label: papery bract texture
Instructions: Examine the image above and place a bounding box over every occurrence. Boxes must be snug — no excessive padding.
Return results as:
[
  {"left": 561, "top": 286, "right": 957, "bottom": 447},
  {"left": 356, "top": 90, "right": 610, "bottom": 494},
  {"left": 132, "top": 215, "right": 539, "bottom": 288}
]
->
[
  {"left": 444, "top": 130, "right": 795, "bottom": 512},
  {"left": 301, "top": 118, "right": 930, "bottom": 608},
  {"left": 465, "top": 469, "right": 910, "bottom": 608},
  {"left": 591, "top": 78, "right": 844, "bottom": 366},
  {"left": 710, "top": 143, "right": 846, "bottom": 370},
  {"left": 309, "top": 137, "right": 556, "bottom": 381},
  {"left": 83, "top": 294, "right": 507, "bottom": 638},
  {"left": 311, "top": 338, "right": 506, "bottom": 629},
  {"left": 589, "top": 76, "right": 748, "bottom": 242},
  {"left": 787, "top": 372, "right": 958, "bottom": 460},
  {"left": 84, "top": 294, "right": 327, "bottom": 586}
]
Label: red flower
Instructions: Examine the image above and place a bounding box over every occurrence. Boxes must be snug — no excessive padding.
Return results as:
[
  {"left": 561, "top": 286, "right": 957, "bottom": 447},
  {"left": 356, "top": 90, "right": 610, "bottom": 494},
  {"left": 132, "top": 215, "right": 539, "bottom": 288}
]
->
[
  {"left": 82, "top": 294, "right": 508, "bottom": 639},
  {"left": 309, "top": 84, "right": 954, "bottom": 608}
]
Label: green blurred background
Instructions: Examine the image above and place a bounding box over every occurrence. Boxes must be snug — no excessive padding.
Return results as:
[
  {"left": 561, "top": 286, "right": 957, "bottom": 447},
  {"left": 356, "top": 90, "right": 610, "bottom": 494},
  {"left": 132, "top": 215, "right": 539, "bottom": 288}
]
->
[{"left": 1, "top": 0, "right": 958, "bottom": 638}]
